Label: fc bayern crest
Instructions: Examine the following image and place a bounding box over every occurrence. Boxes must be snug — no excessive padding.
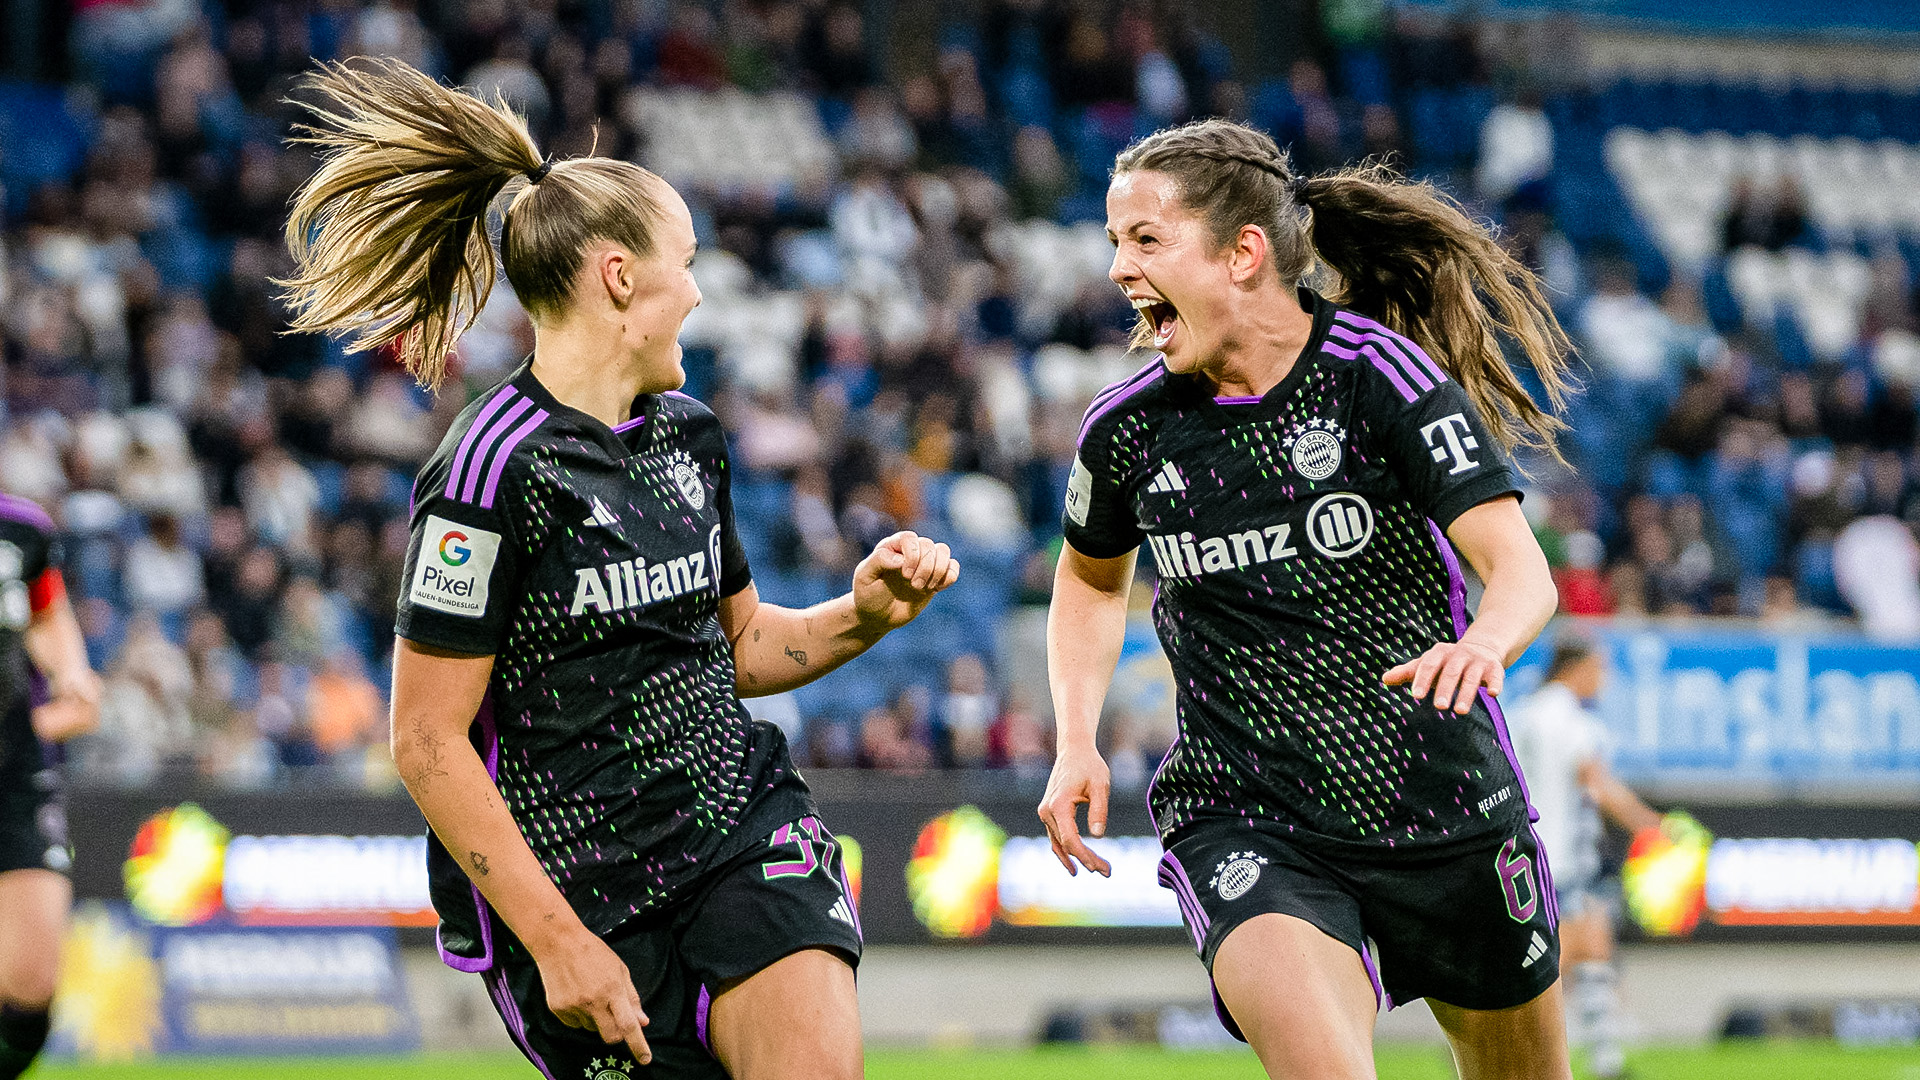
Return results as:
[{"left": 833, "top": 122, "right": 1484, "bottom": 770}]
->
[
  {"left": 1209, "top": 851, "right": 1270, "bottom": 901},
  {"left": 666, "top": 450, "right": 706, "bottom": 510},
  {"left": 1283, "top": 418, "right": 1346, "bottom": 481}
]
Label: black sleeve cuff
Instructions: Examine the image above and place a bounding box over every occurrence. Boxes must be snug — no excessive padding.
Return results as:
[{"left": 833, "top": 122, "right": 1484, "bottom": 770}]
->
[{"left": 1426, "top": 473, "right": 1523, "bottom": 533}]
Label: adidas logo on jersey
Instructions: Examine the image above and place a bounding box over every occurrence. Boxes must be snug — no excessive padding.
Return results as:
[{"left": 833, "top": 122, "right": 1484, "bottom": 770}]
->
[
  {"left": 570, "top": 525, "right": 723, "bottom": 615},
  {"left": 1146, "top": 523, "right": 1301, "bottom": 580},
  {"left": 581, "top": 497, "right": 618, "bottom": 529},
  {"left": 1145, "top": 461, "right": 1187, "bottom": 495},
  {"left": 828, "top": 897, "right": 857, "bottom": 928},
  {"left": 1521, "top": 930, "right": 1549, "bottom": 968}
]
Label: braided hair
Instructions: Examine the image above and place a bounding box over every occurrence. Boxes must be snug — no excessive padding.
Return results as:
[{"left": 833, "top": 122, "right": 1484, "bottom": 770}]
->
[{"left": 1111, "top": 118, "right": 1573, "bottom": 464}]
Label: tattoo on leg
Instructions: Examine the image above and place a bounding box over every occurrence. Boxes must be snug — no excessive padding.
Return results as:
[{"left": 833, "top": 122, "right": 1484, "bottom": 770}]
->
[
  {"left": 470, "top": 851, "right": 490, "bottom": 877},
  {"left": 784, "top": 645, "right": 808, "bottom": 666}
]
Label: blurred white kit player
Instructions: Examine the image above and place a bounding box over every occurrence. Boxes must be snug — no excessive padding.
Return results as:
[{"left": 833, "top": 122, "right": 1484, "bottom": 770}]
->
[{"left": 1510, "top": 636, "right": 1661, "bottom": 1080}]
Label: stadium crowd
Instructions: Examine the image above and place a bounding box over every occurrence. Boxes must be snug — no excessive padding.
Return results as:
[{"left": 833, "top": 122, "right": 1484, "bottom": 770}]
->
[{"left": 2, "top": 0, "right": 1917, "bottom": 788}]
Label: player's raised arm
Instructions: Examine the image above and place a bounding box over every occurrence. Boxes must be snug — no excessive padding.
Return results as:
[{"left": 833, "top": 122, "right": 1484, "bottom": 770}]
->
[
  {"left": 23, "top": 571, "right": 101, "bottom": 744},
  {"left": 1037, "top": 541, "right": 1135, "bottom": 878},
  {"left": 722, "top": 531, "right": 959, "bottom": 697}
]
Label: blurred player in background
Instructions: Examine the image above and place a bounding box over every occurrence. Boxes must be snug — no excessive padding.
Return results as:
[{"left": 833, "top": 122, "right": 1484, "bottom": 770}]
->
[
  {"left": 1041, "top": 119, "right": 1576, "bottom": 1079},
  {"left": 0, "top": 494, "right": 102, "bottom": 1080},
  {"left": 1511, "top": 636, "right": 1662, "bottom": 1079},
  {"left": 281, "top": 61, "right": 957, "bottom": 1080}
]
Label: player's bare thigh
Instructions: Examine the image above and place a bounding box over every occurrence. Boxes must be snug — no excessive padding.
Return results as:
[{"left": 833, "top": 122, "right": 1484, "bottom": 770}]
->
[
  {"left": 1428, "top": 982, "right": 1573, "bottom": 1080},
  {"left": 708, "top": 947, "right": 860, "bottom": 1080},
  {"left": 0, "top": 868, "right": 70, "bottom": 1007},
  {"left": 1212, "top": 911, "right": 1379, "bottom": 1080}
]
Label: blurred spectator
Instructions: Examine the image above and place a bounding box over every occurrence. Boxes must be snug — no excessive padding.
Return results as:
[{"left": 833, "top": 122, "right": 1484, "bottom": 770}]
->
[
  {"left": 1721, "top": 176, "right": 1810, "bottom": 253},
  {"left": 1477, "top": 88, "right": 1552, "bottom": 203},
  {"left": 936, "top": 654, "right": 998, "bottom": 768},
  {"left": 122, "top": 513, "right": 204, "bottom": 616},
  {"left": 309, "top": 649, "right": 384, "bottom": 762},
  {"left": 1834, "top": 514, "right": 1920, "bottom": 640}
]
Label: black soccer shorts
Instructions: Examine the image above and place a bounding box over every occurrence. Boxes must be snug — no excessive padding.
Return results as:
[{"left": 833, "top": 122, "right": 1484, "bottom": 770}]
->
[
  {"left": 481, "top": 815, "right": 862, "bottom": 1079},
  {"left": 0, "top": 768, "right": 70, "bottom": 877},
  {"left": 1160, "top": 816, "right": 1559, "bottom": 1035}
]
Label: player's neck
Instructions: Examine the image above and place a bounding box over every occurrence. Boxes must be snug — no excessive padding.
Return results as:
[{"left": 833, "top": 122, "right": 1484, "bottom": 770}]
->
[
  {"left": 1195, "top": 285, "right": 1315, "bottom": 399},
  {"left": 528, "top": 325, "right": 649, "bottom": 429}
]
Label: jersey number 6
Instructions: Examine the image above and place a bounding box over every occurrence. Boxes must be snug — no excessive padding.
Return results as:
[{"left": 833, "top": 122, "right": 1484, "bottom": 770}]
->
[{"left": 1496, "top": 837, "right": 1539, "bottom": 924}]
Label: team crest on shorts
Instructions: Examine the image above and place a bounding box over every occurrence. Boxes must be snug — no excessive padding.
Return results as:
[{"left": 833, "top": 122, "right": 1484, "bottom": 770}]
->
[
  {"left": 1210, "top": 852, "right": 1270, "bottom": 901},
  {"left": 666, "top": 450, "right": 706, "bottom": 510},
  {"left": 1283, "top": 418, "right": 1346, "bottom": 481},
  {"left": 585, "top": 1057, "right": 634, "bottom": 1080}
]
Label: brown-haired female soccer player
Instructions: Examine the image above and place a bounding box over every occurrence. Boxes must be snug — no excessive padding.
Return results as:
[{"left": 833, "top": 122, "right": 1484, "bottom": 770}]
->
[
  {"left": 281, "top": 60, "right": 958, "bottom": 1080},
  {"left": 1039, "top": 118, "right": 1575, "bottom": 1080}
]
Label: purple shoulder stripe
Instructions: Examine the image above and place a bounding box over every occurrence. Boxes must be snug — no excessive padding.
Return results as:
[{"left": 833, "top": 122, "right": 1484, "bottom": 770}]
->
[
  {"left": 1077, "top": 366, "right": 1164, "bottom": 446},
  {"left": 1085, "top": 354, "right": 1164, "bottom": 413},
  {"left": 0, "top": 493, "right": 55, "bottom": 533},
  {"left": 480, "top": 409, "right": 549, "bottom": 509},
  {"left": 459, "top": 397, "right": 536, "bottom": 504},
  {"left": 1327, "top": 323, "right": 1436, "bottom": 394},
  {"left": 445, "top": 386, "right": 520, "bottom": 501},
  {"left": 1322, "top": 341, "right": 1418, "bottom": 403},
  {"left": 1333, "top": 310, "right": 1448, "bottom": 385}
]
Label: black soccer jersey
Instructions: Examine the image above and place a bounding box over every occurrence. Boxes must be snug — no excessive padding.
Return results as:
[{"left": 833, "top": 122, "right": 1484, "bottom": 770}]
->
[
  {"left": 398, "top": 361, "right": 811, "bottom": 954},
  {"left": 0, "top": 494, "right": 61, "bottom": 782},
  {"left": 1065, "top": 289, "right": 1533, "bottom": 857}
]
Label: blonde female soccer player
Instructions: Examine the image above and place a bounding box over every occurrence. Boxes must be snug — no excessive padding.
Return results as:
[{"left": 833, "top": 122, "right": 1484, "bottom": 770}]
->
[{"left": 283, "top": 60, "right": 958, "bottom": 1080}]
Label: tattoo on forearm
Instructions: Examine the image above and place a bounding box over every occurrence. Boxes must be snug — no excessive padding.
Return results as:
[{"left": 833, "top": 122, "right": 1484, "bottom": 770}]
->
[
  {"left": 746, "top": 671, "right": 759, "bottom": 686},
  {"left": 469, "top": 851, "right": 490, "bottom": 877},
  {"left": 404, "top": 719, "right": 450, "bottom": 793},
  {"left": 784, "top": 645, "right": 808, "bottom": 666},
  {"left": 753, "top": 629, "right": 760, "bottom": 642}
]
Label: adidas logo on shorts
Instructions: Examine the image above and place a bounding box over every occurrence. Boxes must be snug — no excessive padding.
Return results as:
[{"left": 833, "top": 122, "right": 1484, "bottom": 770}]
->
[
  {"left": 1521, "top": 930, "right": 1549, "bottom": 968},
  {"left": 828, "top": 897, "right": 857, "bottom": 927}
]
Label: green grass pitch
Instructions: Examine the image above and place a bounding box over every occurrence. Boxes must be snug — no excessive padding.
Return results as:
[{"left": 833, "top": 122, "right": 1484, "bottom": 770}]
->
[{"left": 29, "top": 1044, "right": 1920, "bottom": 1079}]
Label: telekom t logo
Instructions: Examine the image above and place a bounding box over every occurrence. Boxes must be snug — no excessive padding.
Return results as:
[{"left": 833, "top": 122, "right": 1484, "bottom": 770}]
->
[{"left": 1420, "top": 413, "right": 1481, "bottom": 475}]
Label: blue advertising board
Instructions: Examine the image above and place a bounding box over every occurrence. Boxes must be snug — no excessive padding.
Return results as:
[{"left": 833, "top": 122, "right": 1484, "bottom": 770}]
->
[
  {"left": 1509, "top": 627, "right": 1920, "bottom": 785},
  {"left": 152, "top": 925, "right": 419, "bottom": 1055}
]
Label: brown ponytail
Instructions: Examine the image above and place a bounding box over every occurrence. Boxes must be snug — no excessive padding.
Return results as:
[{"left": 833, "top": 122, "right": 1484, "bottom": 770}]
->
[
  {"left": 280, "top": 58, "right": 669, "bottom": 390},
  {"left": 1115, "top": 119, "right": 1575, "bottom": 464}
]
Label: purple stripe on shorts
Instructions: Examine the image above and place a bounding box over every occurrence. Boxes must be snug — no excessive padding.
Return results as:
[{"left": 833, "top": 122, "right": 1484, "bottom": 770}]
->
[
  {"left": 1360, "top": 940, "right": 1392, "bottom": 1011},
  {"left": 1077, "top": 367, "right": 1164, "bottom": 444},
  {"left": 1333, "top": 309, "right": 1448, "bottom": 385},
  {"left": 695, "top": 983, "right": 713, "bottom": 1050},
  {"left": 484, "top": 967, "right": 557, "bottom": 1080},
  {"left": 1326, "top": 322, "right": 1436, "bottom": 393},
  {"left": 1156, "top": 851, "right": 1209, "bottom": 952},
  {"left": 836, "top": 863, "right": 865, "bottom": 940},
  {"left": 1530, "top": 823, "right": 1560, "bottom": 931},
  {"left": 460, "top": 396, "right": 536, "bottom": 503},
  {"left": 480, "top": 409, "right": 549, "bottom": 509},
  {"left": 1426, "top": 519, "right": 1538, "bottom": 819},
  {"left": 446, "top": 386, "right": 519, "bottom": 500},
  {"left": 1322, "top": 342, "right": 1417, "bottom": 402},
  {"left": 0, "top": 493, "right": 55, "bottom": 532}
]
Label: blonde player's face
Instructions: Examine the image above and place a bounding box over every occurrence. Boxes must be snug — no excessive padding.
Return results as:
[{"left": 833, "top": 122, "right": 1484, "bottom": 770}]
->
[
  {"left": 1105, "top": 170, "right": 1235, "bottom": 373},
  {"left": 624, "top": 187, "right": 703, "bottom": 393}
]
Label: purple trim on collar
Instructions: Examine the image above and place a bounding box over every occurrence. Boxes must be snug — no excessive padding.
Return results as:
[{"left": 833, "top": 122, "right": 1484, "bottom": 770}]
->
[
  {"left": 612, "top": 413, "right": 647, "bottom": 434},
  {"left": 1212, "top": 394, "right": 1262, "bottom": 405}
]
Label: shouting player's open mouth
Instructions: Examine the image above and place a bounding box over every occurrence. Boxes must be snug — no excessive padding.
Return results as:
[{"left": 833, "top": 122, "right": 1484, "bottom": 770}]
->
[{"left": 1131, "top": 295, "right": 1180, "bottom": 351}]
